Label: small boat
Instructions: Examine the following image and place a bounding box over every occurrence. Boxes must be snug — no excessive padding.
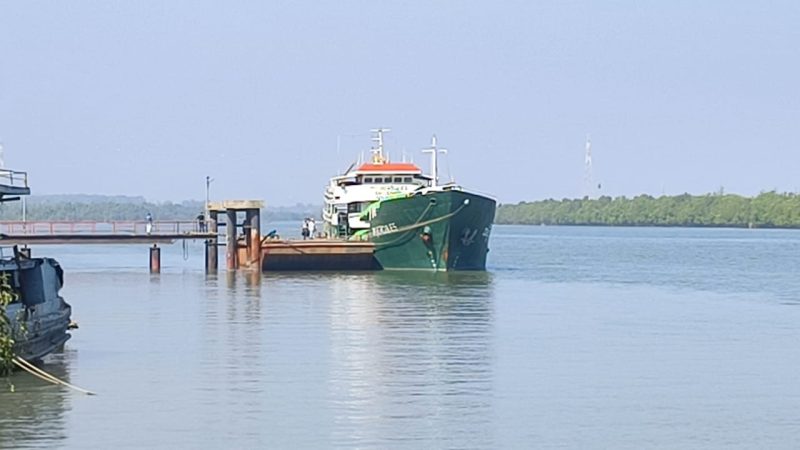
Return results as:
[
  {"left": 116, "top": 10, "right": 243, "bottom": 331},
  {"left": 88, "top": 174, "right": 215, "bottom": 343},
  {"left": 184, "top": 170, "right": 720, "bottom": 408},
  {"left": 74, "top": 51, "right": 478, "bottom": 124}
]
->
[
  {"left": 322, "top": 129, "right": 496, "bottom": 271},
  {"left": 3, "top": 252, "right": 72, "bottom": 361},
  {"left": 0, "top": 168, "right": 73, "bottom": 361}
]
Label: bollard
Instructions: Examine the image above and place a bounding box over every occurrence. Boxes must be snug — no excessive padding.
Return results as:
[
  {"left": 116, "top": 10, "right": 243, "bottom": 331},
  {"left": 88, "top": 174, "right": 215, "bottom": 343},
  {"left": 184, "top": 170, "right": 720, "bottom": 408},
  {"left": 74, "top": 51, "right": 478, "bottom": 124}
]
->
[
  {"left": 149, "top": 244, "right": 161, "bottom": 273},
  {"left": 245, "top": 209, "right": 261, "bottom": 268},
  {"left": 225, "top": 210, "right": 237, "bottom": 270},
  {"left": 206, "top": 211, "right": 219, "bottom": 273}
]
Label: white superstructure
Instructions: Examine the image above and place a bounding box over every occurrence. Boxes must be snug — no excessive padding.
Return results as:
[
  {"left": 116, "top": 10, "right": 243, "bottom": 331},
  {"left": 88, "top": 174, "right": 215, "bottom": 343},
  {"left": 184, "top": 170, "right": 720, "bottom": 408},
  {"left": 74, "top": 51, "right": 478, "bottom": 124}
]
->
[{"left": 322, "top": 129, "right": 434, "bottom": 237}]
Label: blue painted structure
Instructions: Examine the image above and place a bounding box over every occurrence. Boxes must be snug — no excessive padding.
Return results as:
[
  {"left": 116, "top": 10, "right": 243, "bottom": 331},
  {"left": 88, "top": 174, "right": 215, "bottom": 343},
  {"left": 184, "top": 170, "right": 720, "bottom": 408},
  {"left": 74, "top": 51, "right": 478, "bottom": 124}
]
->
[{"left": 0, "top": 168, "right": 73, "bottom": 361}]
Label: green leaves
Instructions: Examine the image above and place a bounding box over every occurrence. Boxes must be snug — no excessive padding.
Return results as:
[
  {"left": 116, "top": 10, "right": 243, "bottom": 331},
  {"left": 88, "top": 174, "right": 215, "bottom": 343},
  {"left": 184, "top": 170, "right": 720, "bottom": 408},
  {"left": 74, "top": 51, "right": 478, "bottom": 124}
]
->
[
  {"left": 496, "top": 192, "right": 800, "bottom": 228},
  {"left": 0, "top": 273, "right": 18, "bottom": 377}
]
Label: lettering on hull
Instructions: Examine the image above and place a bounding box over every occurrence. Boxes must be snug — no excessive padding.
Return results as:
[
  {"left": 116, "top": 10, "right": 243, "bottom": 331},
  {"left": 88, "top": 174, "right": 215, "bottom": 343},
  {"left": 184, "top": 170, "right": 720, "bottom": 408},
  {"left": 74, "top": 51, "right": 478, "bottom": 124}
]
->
[{"left": 371, "top": 222, "right": 398, "bottom": 237}]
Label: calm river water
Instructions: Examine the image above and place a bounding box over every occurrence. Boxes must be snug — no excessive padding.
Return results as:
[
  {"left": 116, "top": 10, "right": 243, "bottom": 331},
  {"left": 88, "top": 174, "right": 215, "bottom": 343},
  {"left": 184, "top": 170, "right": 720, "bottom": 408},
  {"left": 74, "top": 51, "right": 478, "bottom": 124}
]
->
[{"left": 2, "top": 225, "right": 800, "bottom": 449}]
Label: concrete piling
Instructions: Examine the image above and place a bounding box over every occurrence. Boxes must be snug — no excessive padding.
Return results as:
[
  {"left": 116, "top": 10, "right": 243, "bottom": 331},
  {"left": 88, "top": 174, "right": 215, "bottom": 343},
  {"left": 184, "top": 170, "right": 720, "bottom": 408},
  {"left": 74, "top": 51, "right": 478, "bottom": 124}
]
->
[
  {"left": 225, "top": 210, "right": 238, "bottom": 270},
  {"left": 206, "top": 211, "right": 219, "bottom": 273},
  {"left": 149, "top": 244, "right": 161, "bottom": 273},
  {"left": 246, "top": 209, "right": 261, "bottom": 268},
  {"left": 207, "top": 200, "right": 264, "bottom": 273}
]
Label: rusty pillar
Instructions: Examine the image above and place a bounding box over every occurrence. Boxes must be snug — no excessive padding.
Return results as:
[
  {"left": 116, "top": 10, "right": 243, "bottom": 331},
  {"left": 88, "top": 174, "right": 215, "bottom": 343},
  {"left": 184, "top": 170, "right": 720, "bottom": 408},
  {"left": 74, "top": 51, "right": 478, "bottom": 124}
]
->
[
  {"left": 226, "top": 210, "right": 238, "bottom": 270},
  {"left": 244, "top": 211, "right": 253, "bottom": 265},
  {"left": 206, "top": 211, "right": 219, "bottom": 273},
  {"left": 245, "top": 208, "right": 261, "bottom": 269},
  {"left": 149, "top": 244, "right": 161, "bottom": 273}
]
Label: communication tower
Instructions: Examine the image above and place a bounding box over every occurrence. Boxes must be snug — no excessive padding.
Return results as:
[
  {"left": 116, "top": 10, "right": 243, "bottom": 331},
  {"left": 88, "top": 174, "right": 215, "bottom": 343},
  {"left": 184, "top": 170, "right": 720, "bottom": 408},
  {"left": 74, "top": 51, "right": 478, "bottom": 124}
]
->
[{"left": 583, "top": 135, "right": 594, "bottom": 198}]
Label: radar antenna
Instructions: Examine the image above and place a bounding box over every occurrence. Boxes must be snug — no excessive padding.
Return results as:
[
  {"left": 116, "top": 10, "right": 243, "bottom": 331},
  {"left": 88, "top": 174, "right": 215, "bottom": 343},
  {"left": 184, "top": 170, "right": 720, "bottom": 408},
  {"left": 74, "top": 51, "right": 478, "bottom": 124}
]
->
[
  {"left": 422, "top": 135, "right": 448, "bottom": 187},
  {"left": 370, "top": 128, "right": 391, "bottom": 164}
]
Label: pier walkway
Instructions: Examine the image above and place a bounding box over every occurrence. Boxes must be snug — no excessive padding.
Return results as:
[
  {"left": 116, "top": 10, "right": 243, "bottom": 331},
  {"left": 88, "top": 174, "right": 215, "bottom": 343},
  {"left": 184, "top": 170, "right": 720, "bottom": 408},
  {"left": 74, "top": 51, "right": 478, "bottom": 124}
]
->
[
  {"left": 0, "top": 220, "right": 214, "bottom": 244},
  {"left": 0, "top": 213, "right": 378, "bottom": 273}
]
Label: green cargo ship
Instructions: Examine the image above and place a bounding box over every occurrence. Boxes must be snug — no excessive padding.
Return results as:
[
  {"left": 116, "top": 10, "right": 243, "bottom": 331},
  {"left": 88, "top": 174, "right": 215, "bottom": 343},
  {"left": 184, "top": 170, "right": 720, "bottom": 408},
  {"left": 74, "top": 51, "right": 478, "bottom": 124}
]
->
[
  {"left": 368, "top": 187, "right": 495, "bottom": 270},
  {"left": 322, "top": 130, "right": 496, "bottom": 271}
]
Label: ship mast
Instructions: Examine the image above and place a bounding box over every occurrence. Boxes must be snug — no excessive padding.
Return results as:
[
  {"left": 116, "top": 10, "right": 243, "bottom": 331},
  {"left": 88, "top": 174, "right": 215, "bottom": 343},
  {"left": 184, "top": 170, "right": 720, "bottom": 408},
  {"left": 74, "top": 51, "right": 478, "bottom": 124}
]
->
[
  {"left": 422, "top": 135, "right": 447, "bottom": 187},
  {"left": 370, "top": 128, "right": 390, "bottom": 164}
]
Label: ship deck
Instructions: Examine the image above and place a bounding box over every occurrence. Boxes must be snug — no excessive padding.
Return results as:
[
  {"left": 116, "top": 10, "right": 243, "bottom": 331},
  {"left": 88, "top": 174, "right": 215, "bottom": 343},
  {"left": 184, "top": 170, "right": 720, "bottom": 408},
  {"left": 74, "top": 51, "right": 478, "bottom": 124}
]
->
[
  {"left": 0, "top": 169, "right": 31, "bottom": 201},
  {"left": 261, "top": 239, "right": 379, "bottom": 271}
]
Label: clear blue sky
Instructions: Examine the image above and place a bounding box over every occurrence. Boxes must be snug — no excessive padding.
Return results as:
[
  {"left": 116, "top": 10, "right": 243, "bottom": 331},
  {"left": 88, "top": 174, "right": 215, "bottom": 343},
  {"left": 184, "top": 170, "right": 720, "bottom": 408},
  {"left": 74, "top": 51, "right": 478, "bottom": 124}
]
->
[{"left": 1, "top": 1, "right": 798, "bottom": 205}]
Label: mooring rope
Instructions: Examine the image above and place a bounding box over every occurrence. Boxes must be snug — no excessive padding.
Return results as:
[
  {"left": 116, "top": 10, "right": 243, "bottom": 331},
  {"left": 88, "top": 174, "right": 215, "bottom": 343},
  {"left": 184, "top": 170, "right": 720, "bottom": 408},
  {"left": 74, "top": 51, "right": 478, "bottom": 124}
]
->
[
  {"left": 368, "top": 200, "right": 435, "bottom": 247},
  {"left": 372, "top": 201, "right": 469, "bottom": 248},
  {"left": 13, "top": 357, "right": 96, "bottom": 395}
]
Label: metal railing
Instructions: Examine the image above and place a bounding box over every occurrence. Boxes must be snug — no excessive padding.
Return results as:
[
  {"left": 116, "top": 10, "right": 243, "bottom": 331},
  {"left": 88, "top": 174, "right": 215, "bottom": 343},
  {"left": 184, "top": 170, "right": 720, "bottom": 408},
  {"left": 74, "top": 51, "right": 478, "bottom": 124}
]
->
[
  {"left": 0, "top": 220, "right": 201, "bottom": 235},
  {"left": 0, "top": 169, "right": 29, "bottom": 189}
]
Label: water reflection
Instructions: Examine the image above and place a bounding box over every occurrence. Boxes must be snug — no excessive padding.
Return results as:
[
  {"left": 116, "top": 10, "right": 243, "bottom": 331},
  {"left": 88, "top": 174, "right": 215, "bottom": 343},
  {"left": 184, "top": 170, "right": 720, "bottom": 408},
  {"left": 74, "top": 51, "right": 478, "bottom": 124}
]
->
[
  {"left": 0, "top": 351, "right": 72, "bottom": 450},
  {"left": 327, "top": 271, "right": 495, "bottom": 448},
  {"left": 10, "top": 227, "right": 800, "bottom": 448},
  {"left": 195, "top": 270, "right": 496, "bottom": 448}
]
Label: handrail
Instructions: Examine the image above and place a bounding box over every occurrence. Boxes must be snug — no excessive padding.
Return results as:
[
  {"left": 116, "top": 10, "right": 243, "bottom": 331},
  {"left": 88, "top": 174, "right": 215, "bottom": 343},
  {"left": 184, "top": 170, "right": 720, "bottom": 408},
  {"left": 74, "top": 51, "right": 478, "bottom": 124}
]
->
[
  {"left": 0, "top": 220, "right": 203, "bottom": 235},
  {"left": 0, "top": 169, "right": 28, "bottom": 189}
]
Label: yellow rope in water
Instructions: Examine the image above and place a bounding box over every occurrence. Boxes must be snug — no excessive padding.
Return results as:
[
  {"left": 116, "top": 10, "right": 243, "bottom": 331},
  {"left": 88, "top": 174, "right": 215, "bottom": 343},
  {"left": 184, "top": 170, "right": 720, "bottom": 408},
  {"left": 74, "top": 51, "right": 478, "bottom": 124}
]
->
[
  {"left": 12, "top": 358, "right": 60, "bottom": 385},
  {"left": 13, "top": 357, "right": 96, "bottom": 395}
]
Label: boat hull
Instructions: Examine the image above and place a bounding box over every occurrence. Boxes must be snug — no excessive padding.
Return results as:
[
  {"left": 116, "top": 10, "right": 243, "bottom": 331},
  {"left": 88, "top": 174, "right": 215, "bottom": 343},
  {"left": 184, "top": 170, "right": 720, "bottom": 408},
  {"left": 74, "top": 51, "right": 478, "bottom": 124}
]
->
[
  {"left": 370, "top": 189, "right": 496, "bottom": 270},
  {"left": 8, "top": 301, "right": 71, "bottom": 361},
  {"left": 4, "top": 257, "right": 72, "bottom": 361}
]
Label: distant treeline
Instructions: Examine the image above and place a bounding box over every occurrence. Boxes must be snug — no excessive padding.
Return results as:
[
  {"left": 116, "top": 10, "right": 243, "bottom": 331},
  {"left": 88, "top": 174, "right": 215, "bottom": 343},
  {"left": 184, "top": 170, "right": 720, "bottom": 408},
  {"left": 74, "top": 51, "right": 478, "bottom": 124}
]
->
[
  {"left": 0, "top": 195, "right": 319, "bottom": 222},
  {"left": 496, "top": 192, "right": 800, "bottom": 228}
]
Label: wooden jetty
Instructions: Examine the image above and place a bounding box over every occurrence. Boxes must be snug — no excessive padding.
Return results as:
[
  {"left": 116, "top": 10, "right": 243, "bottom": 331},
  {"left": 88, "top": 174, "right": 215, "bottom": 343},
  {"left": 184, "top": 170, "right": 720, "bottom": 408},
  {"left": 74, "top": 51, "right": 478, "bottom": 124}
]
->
[
  {"left": 0, "top": 221, "right": 212, "bottom": 244},
  {"left": 206, "top": 200, "right": 264, "bottom": 272},
  {"left": 0, "top": 220, "right": 216, "bottom": 273},
  {"left": 0, "top": 199, "right": 264, "bottom": 274},
  {"left": 0, "top": 169, "right": 374, "bottom": 273},
  {"left": 0, "top": 199, "right": 381, "bottom": 273}
]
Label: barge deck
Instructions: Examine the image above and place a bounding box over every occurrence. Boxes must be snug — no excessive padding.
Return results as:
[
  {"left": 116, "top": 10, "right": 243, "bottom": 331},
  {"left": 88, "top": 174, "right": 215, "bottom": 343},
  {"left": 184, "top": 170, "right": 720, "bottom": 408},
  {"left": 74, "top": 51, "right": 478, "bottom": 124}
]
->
[{"left": 260, "top": 239, "right": 378, "bottom": 271}]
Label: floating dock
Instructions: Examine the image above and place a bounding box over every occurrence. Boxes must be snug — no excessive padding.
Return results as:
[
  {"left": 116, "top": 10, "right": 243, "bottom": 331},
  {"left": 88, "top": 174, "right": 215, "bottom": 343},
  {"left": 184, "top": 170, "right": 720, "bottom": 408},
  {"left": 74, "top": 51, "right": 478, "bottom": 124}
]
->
[
  {"left": 0, "top": 197, "right": 381, "bottom": 272},
  {"left": 258, "top": 239, "right": 378, "bottom": 271}
]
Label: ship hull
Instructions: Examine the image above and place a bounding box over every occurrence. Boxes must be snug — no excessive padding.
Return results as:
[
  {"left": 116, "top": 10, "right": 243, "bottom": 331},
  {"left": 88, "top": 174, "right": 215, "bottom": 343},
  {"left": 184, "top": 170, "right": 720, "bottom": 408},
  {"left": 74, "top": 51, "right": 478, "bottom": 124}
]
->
[
  {"left": 370, "top": 189, "right": 496, "bottom": 271},
  {"left": 5, "top": 257, "right": 72, "bottom": 362}
]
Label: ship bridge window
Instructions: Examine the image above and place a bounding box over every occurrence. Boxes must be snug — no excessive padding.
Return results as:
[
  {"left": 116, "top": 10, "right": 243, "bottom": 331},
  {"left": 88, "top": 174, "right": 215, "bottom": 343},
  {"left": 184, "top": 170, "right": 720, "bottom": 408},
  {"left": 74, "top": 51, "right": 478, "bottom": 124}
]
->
[
  {"left": 393, "top": 177, "right": 403, "bottom": 183},
  {"left": 363, "top": 177, "right": 374, "bottom": 183},
  {"left": 403, "top": 177, "right": 413, "bottom": 183},
  {"left": 347, "top": 202, "right": 370, "bottom": 213}
]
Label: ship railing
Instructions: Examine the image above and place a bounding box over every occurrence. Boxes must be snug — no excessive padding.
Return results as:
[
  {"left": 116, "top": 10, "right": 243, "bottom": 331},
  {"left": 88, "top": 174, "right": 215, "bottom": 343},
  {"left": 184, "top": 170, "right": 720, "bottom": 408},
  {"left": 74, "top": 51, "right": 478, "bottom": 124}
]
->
[
  {"left": 0, "top": 220, "right": 202, "bottom": 235},
  {"left": 0, "top": 169, "right": 28, "bottom": 190},
  {"left": 0, "top": 245, "right": 18, "bottom": 260}
]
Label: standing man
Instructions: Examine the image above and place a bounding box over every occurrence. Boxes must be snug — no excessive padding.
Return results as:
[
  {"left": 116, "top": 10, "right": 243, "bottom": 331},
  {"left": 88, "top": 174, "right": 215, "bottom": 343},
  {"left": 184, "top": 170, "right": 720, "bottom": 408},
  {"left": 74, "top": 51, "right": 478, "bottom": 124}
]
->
[
  {"left": 146, "top": 212, "right": 153, "bottom": 235},
  {"left": 308, "top": 218, "right": 316, "bottom": 239},
  {"left": 196, "top": 212, "right": 206, "bottom": 232}
]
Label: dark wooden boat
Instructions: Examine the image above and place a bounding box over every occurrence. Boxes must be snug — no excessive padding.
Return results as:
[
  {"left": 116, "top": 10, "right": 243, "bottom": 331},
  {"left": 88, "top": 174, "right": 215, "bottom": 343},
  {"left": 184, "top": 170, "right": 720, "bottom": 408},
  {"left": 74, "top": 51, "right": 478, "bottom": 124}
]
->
[
  {"left": 4, "top": 253, "right": 72, "bottom": 360},
  {"left": 0, "top": 168, "right": 73, "bottom": 361}
]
